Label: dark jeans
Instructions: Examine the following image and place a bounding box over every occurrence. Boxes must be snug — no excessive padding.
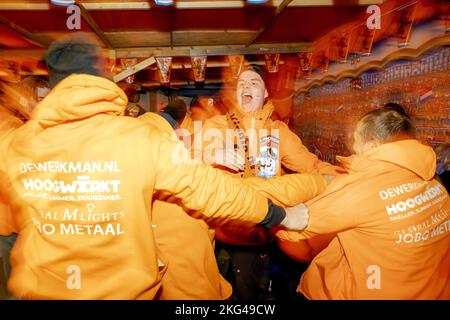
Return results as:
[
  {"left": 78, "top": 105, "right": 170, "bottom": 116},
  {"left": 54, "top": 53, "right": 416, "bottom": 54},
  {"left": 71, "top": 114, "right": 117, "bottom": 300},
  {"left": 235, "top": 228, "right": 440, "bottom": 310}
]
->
[
  {"left": 215, "top": 241, "right": 308, "bottom": 300},
  {"left": 0, "top": 233, "right": 17, "bottom": 300}
]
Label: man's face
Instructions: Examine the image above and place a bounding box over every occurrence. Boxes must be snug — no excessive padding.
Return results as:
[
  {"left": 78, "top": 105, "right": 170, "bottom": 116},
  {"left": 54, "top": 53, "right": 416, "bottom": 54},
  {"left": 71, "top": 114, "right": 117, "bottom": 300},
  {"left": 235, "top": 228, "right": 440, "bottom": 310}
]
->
[{"left": 236, "top": 70, "right": 268, "bottom": 113}]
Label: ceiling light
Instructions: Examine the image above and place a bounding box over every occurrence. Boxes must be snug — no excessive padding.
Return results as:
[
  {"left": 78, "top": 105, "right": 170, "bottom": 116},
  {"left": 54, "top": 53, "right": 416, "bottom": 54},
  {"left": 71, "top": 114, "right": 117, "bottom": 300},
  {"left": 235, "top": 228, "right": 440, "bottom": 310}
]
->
[
  {"left": 49, "top": 0, "right": 75, "bottom": 6},
  {"left": 154, "top": 0, "right": 174, "bottom": 6},
  {"left": 247, "top": 0, "right": 269, "bottom": 4}
]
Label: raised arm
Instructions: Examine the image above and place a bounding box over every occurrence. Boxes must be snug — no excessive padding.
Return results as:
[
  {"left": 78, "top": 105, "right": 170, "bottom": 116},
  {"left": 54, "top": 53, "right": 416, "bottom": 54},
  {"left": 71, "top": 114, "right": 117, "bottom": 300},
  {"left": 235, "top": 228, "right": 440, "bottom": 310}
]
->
[
  {"left": 279, "top": 123, "right": 344, "bottom": 175},
  {"left": 243, "top": 173, "right": 327, "bottom": 207}
]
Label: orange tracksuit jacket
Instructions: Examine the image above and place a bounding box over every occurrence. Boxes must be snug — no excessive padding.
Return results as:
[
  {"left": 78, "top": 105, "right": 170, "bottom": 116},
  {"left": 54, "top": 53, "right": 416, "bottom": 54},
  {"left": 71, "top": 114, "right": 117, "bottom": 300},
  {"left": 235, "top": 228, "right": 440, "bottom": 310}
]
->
[
  {"left": 196, "top": 101, "right": 341, "bottom": 247},
  {"left": 0, "top": 74, "right": 274, "bottom": 300},
  {"left": 139, "top": 112, "right": 327, "bottom": 299},
  {"left": 277, "top": 140, "right": 450, "bottom": 299}
]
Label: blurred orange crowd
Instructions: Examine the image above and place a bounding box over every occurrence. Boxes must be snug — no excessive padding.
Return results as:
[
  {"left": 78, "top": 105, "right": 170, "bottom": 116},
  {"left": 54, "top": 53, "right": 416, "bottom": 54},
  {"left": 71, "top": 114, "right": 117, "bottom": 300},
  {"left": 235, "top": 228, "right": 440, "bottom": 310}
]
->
[{"left": 293, "top": 71, "right": 450, "bottom": 164}]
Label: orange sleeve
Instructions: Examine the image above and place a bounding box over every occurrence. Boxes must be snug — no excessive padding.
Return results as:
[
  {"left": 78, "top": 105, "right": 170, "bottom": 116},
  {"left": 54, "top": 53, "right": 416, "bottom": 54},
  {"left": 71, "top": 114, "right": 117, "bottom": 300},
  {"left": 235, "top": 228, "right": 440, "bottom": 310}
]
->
[
  {"left": 276, "top": 183, "right": 364, "bottom": 242},
  {"left": 212, "top": 173, "right": 327, "bottom": 246},
  {"left": 278, "top": 122, "right": 343, "bottom": 175},
  {"left": 0, "top": 170, "right": 18, "bottom": 235},
  {"left": 0, "top": 108, "right": 22, "bottom": 235},
  {"left": 243, "top": 173, "right": 327, "bottom": 207},
  {"left": 191, "top": 116, "right": 227, "bottom": 164},
  {"left": 138, "top": 112, "right": 175, "bottom": 135},
  {"left": 150, "top": 130, "right": 268, "bottom": 224}
]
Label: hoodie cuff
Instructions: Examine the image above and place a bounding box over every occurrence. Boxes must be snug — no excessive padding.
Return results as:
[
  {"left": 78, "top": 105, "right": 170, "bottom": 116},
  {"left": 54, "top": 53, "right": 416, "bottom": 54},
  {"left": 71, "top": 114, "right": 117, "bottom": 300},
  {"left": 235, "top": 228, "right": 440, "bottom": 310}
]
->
[{"left": 259, "top": 202, "right": 286, "bottom": 229}]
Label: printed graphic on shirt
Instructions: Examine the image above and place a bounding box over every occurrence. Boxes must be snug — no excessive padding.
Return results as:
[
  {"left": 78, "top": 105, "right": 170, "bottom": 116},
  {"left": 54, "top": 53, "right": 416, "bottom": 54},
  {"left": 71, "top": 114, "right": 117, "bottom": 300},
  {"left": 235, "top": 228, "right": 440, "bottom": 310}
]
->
[
  {"left": 257, "top": 136, "right": 279, "bottom": 179},
  {"left": 19, "top": 160, "right": 127, "bottom": 237},
  {"left": 20, "top": 161, "right": 122, "bottom": 201},
  {"left": 377, "top": 180, "right": 449, "bottom": 244},
  {"left": 379, "top": 182, "right": 447, "bottom": 222},
  {"left": 393, "top": 206, "right": 449, "bottom": 244},
  {"left": 31, "top": 202, "right": 126, "bottom": 237}
]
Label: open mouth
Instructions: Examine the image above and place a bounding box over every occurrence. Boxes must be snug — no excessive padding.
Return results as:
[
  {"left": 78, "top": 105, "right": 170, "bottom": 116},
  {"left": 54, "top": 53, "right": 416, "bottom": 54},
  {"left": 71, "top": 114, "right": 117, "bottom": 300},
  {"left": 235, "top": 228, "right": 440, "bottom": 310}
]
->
[{"left": 242, "top": 94, "right": 253, "bottom": 104}]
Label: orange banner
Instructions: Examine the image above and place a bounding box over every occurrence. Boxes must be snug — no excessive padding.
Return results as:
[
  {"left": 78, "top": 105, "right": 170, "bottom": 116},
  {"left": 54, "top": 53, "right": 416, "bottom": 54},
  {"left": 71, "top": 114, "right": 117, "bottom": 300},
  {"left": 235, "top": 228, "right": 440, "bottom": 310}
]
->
[
  {"left": 397, "top": 3, "right": 417, "bottom": 47},
  {"left": 332, "top": 32, "right": 352, "bottom": 62}
]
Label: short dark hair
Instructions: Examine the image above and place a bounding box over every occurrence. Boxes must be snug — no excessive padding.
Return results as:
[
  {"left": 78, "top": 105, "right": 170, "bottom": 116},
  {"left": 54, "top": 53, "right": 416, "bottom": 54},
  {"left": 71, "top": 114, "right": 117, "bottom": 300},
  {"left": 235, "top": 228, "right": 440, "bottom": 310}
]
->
[
  {"left": 162, "top": 98, "right": 187, "bottom": 124},
  {"left": 44, "top": 33, "right": 103, "bottom": 88},
  {"left": 238, "top": 64, "right": 266, "bottom": 84},
  {"left": 358, "top": 103, "right": 415, "bottom": 144},
  {"left": 382, "top": 102, "right": 409, "bottom": 117}
]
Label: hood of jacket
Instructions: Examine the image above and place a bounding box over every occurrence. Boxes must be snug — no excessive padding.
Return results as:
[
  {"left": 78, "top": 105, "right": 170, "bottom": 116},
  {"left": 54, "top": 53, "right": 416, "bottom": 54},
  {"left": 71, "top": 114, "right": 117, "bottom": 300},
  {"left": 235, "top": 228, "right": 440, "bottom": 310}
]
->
[
  {"left": 31, "top": 74, "right": 128, "bottom": 128},
  {"left": 337, "top": 139, "right": 436, "bottom": 181},
  {"left": 232, "top": 100, "right": 274, "bottom": 130}
]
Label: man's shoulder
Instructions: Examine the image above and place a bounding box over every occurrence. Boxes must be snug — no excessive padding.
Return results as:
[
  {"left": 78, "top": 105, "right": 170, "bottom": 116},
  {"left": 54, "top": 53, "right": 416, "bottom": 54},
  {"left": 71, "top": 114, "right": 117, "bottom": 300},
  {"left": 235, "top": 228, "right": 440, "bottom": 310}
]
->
[
  {"left": 103, "top": 115, "right": 161, "bottom": 141},
  {"left": 268, "top": 118, "right": 288, "bottom": 129},
  {"left": 270, "top": 120, "right": 302, "bottom": 141},
  {"left": 138, "top": 112, "right": 174, "bottom": 134}
]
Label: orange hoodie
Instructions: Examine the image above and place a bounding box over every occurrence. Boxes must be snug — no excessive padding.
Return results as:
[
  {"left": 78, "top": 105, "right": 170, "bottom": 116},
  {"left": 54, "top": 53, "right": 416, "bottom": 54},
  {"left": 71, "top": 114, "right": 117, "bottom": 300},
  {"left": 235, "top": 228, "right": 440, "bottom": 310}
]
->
[
  {"left": 139, "top": 112, "right": 327, "bottom": 299},
  {"left": 139, "top": 112, "right": 232, "bottom": 299},
  {"left": 0, "top": 74, "right": 272, "bottom": 300},
  {"left": 277, "top": 139, "right": 450, "bottom": 299},
  {"left": 196, "top": 101, "right": 340, "bottom": 246},
  {"left": 198, "top": 101, "right": 340, "bottom": 177}
]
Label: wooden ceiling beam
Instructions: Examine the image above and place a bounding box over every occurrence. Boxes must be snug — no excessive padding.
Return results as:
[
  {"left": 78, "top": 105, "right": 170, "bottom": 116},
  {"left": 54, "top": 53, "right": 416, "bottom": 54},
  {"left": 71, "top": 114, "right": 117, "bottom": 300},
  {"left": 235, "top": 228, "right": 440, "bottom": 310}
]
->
[
  {"left": 75, "top": 1, "right": 114, "bottom": 49},
  {"left": 174, "top": 0, "right": 384, "bottom": 9},
  {"left": 169, "top": 60, "right": 285, "bottom": 69},
  {"left": 172, "top": 30, "right": 255, "bottom": 46},
  {"left": 113, "top": 56, "right": 156, "bottom": 83},
  {"left": 117, "top": 42, "right": 311, "bottom": 58},
  {"left": 246, "top": 0, "right": 293, "bottom": 47},
  {"left": 0, "top": 15, "right": 49, "bottom": 47},
  {"left": 0, "top": 1, "right": 384, "bottom": 11},
  {"left": 0, "top": 42, "right": 311, "bottom": 60},
  {"left": 0, "top": 49, "right": 46, "bottom": 60},
  {"left": 140, "top": 79, "right": 223, "bottom": 86}
]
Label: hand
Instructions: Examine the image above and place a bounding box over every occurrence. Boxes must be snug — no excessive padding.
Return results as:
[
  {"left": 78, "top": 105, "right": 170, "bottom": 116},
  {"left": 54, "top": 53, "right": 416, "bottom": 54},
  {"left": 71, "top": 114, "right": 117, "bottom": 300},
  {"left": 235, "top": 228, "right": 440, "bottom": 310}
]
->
[
  {"left": 212, "top": 148, "right": 245, "bottom": 172},
  {"left": 280, "top": 204, "right": 309, "bottom": 231}
]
